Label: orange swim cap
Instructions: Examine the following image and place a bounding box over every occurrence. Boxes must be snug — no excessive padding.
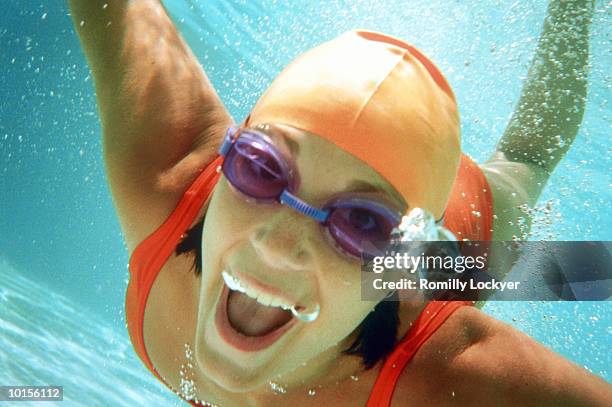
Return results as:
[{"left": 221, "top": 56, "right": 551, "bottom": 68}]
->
[{"left": 247, "top": 30, "right": 460, "bottom": 219}]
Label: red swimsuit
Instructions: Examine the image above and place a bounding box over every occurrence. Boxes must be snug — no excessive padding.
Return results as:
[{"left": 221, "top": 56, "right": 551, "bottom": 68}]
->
[{"left": 126, "top": 153, "right": 493, "bottom": 406}]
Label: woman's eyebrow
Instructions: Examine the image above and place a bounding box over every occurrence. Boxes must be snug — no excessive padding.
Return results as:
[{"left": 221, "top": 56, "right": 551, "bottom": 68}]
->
[{"left": 345, "top": 179, "right": 406, "bottom": 209}]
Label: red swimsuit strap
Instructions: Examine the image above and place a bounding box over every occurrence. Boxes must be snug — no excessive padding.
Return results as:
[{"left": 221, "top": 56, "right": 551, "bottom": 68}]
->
[
  {"left": 126, "top": 155, "right": 224, "bottom": 405},
  {"left": 366, "top": 300, "right": 473, "bottom": 407},
  {"left": 444, "top": 154, "right": 494, "bottom": 241}
]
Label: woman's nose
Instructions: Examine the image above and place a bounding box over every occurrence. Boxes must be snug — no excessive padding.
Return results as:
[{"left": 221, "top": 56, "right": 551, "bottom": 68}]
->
[{"left": 250, "top": 210, "right": 314, "bottom": 271}]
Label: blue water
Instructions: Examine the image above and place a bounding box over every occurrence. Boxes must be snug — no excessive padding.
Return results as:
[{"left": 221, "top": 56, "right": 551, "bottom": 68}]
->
[{"left": 0, "top": 0, "right": 610, "bottom": 405}]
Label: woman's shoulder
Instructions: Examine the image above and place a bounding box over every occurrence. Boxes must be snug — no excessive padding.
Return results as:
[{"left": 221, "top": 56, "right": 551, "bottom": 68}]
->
[{"left": 393, "top": 306, "right": 611, "bottom": 406}]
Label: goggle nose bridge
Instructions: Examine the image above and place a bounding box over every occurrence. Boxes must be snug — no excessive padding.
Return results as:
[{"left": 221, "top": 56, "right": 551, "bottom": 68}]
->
[{"left": 279, "top": 190, "right": 331, "bottom": 223}]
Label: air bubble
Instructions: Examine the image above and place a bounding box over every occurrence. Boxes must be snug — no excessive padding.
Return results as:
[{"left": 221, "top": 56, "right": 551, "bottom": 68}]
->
[
  {"left": 178, "top": 343, "right": 198, "bottom": 401},
  {"left": 269, "top": 381, "right": 287, "bottom": 395}
]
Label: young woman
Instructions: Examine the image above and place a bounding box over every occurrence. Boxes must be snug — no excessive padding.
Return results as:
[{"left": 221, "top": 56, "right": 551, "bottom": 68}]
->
[{"left": 70, "top": 0, "right": 610, "bottom": 405}]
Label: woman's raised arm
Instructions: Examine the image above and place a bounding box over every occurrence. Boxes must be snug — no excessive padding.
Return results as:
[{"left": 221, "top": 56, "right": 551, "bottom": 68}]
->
[
  {"left": 69, "top": 0, "right": 233, "bottom": 249},
  {"left": 481, "top": 0, "right": 594, "bottom": 242},
  {"left": 494, "top": 0, "right": 594, "bottom": 182}
]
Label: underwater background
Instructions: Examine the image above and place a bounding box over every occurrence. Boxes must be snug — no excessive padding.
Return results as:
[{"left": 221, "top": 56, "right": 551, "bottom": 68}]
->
[{"left": 1, "top": 0, "right": 610, "bottom": 405}]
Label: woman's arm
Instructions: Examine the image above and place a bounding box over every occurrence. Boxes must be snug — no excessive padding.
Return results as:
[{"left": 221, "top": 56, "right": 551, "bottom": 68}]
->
[
  {"left": 481, "top": 0, "right": 594, "bottom": 241},
  {"left": 496, "top": 0, "right": 593, "bottom": 176},
  {"left": 452, "top": 310, "right": 612, "bottom": 406},
  {"left": 69, "top": 0, "right": 233, "bottom": 249}
]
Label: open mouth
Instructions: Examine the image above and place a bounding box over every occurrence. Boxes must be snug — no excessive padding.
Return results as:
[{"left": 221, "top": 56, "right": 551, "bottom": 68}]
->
[{"left": 215, "top": 270, "right": 297, "bottom": 352}]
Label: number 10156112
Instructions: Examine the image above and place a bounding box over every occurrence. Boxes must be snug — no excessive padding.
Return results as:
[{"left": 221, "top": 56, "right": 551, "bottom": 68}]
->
[{"left": 0, "top": 386, "right": 63, "bottom": 401}]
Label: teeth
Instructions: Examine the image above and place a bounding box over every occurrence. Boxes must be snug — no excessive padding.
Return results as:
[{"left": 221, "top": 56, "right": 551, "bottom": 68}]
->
[
  {"left": 221, "top": 270, "right": 293, "bottom": 311},
  {"left": 221, "top": 270, "right": 246, "bottom": 293}
]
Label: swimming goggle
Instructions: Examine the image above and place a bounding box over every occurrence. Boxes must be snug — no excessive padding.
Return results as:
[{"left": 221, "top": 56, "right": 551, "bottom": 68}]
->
[{"left": 218, "top": 126, "right": 404, "bottom": 260}]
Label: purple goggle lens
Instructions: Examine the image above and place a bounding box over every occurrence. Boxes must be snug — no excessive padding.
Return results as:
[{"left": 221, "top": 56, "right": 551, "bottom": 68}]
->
[
  {"left": 222, "top": 131, "right": 295, "bottom": 202},
  {"left": 325, "top": 197, "right": 401, "bottom": 258},
  {"left": 219, "top": 127, "right": 401, "bottom": 259}
]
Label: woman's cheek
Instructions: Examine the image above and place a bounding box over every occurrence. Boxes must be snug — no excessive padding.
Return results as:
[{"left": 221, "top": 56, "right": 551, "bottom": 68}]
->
[
  {"left": 205, "top": 182, "right": 250, "bottom": 242},
  {"left": 215, "top": 179, "right": 275, "bottom": 232},
  {"left": 200, "top": 184, "right": 248, "bottom": 276},
  {"left": 318, "top": 271, "right": 372, "bottom": 339}
]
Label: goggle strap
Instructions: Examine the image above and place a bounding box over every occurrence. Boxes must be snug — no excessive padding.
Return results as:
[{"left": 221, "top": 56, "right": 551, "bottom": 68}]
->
[
  {"left": 218, "top": 126, "right": 239, "bottom": 156},
  {"left": 280, "top": 190, "right": 330, "bottom": 223}
]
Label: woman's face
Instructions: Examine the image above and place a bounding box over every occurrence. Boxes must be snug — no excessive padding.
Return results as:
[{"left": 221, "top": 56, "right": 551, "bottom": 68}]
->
[{"left": 195, "top": 122, "right": 407, "bottom": 392}]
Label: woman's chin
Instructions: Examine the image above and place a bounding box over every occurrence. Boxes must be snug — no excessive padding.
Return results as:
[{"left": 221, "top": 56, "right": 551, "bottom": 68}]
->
[
  {"left": 193, "top": 310, "right": 295, "bottom": 393},
  {"left": 193, "top": 339, "right": 281, "bottom": 393}
]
